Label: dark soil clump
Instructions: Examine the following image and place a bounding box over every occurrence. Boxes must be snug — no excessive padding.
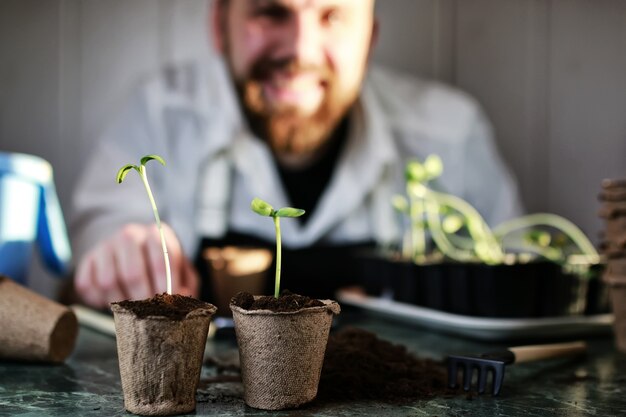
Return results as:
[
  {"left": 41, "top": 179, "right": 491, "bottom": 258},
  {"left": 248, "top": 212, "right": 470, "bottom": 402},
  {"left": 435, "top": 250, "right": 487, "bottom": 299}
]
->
[
  {"left": 318, "top": 327, "right": 455, "bottom": 403},
  {"left": 113, "top": 293, "right": 210, "bottom": 320},
  {"left": 230, "top": 290, "right": 324, "bottom": 312}
]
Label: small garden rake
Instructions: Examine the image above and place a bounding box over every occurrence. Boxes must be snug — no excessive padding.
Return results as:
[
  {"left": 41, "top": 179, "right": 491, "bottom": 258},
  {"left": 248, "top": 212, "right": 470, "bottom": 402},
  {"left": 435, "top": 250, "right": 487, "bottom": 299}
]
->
[{"left": 447, "top": 341, "right": 587, "bottom": 396}]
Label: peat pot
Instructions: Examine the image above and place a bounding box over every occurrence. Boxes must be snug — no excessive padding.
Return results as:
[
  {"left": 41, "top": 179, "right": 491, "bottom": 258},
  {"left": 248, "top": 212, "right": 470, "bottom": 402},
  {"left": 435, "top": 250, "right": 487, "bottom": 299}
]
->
[
  {"left": 111, "top": 295, "right": 216, "bottom": 416},
  {"left": 230, "top": 299, "right": 340, "bottom": 410}
]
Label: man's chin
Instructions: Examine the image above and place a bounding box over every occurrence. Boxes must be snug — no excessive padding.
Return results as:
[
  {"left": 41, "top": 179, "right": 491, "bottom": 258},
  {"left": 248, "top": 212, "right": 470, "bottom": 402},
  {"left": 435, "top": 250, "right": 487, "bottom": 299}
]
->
[
  {"left": 238, "top": 79, "right": 356, "bottom": 163},
  {"left": 268, "top": 105, "right": 319, "bottom": 119}
]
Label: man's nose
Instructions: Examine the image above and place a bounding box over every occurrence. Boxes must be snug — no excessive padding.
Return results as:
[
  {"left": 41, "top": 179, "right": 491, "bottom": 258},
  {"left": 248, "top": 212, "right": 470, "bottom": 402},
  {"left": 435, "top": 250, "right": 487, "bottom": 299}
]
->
[{"left": 275, "top": 13, "right": 323, "bottom": 65}]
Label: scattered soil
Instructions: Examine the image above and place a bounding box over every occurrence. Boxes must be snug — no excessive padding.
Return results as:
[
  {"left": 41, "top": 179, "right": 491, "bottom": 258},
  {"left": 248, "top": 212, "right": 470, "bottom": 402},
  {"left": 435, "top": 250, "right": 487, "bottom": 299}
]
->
[
  {"left": 317, "top": 327, "right": 456, "bottom": 403},
  {"left": 230, "top": 290, "right": 324, "bottom": 312},
  {"left": 113, "top": 293, "right": 210, "bottom": 320}
]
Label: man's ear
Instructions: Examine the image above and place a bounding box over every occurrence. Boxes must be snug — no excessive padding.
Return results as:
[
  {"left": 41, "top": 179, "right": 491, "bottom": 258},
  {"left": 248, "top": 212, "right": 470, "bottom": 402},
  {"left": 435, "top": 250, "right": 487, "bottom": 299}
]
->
[{"left": 210, "top": 0, "right": 226, "bottom": 54}]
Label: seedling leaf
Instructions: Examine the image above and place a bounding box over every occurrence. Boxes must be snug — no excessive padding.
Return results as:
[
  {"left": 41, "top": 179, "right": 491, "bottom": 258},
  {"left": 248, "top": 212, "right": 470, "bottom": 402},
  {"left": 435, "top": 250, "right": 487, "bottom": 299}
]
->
[
  {"left": 251, "top": 198, "right": 274, "bottom": 216},
  {"left": 424, "top": 154, "right": 443, "bottom": 179},
  {"left": 525, "top": 230, "right": 552, "bottom": 247},
  {"left": 116, "top": 164, "right": 137, "bottom": 184},
  {"left": 141, "top": 154, "right": 166, "bottom": 167},
  {"left": 276, "top": 207, "right": 305, "bottom": 218},
  {"left": 250, "top": 197, "right": 305, "bottom": 298},
  {"left": 406, "top": 160, "right": 426, "bottom": 182},
  {"left": 392, "top": 195, "right": 409, "bottom": 213},
  {"left": 117, "top": 155, "right": 172, "bottom": 294},
  {"left": 442, "top": 214, "right": 464, "bottom": 234}
]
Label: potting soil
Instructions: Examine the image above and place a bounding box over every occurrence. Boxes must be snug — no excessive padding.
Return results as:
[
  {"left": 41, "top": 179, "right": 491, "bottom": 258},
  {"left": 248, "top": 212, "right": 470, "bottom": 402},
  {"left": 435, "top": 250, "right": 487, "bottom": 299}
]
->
[
  {"left": 114, "top": 293, "right": 210, "bottom": 320},
  {"left": 230, "top": 290, "right": 324, "bottom": 312}
]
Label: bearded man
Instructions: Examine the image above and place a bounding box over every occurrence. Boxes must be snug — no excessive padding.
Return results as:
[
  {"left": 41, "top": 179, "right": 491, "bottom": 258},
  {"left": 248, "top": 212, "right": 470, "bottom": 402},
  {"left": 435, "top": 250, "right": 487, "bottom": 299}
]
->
[{"left": 70, "top": 0, "right": 522, "bottom": 307}]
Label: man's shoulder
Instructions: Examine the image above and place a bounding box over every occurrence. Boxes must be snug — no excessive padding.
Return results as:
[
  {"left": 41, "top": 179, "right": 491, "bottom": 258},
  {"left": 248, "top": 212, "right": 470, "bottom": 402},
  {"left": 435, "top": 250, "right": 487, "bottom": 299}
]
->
[{"left": 364, "top": 65, "right": 482, "bottom": 138}]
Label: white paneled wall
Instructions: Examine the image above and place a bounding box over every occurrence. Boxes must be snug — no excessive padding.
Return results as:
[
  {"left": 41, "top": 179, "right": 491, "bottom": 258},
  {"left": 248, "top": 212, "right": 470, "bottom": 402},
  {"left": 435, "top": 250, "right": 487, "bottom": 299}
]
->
[
  {"left": 1, "top": 0, "right": 625, "bottom": 296},
  {"left": 547, "top": 0, "right": 626, "bottom": 241}
]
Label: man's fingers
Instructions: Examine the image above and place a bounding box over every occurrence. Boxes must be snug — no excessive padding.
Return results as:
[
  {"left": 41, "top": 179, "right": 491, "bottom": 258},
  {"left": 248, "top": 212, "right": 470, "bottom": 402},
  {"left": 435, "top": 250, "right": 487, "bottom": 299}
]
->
[
  {"left": 93, "top": 243, "right": 126, "bottom": 305},
  {"left": 114, "top": 225, "right": 153, "bottom": 300},
  {"left": 75, "top": 223, "right": 198, "bottom": 309},
  {"left": 167, "top": 226, "right": 201, "bottom": 298},
  {"left": 146, "top": 223, "right": 194, "bottom": 295},
  {"left": 145, "top": 226, "right": 169, "bottom": 294},
  {"left": 75, "top": 254, "right": 104, "bottom": 307},
  {"left": 180, "top": 259, "right": 200, "bottom": 298},
  {"left": 163, "top": 224, "right": 183, "bottom": 294}
]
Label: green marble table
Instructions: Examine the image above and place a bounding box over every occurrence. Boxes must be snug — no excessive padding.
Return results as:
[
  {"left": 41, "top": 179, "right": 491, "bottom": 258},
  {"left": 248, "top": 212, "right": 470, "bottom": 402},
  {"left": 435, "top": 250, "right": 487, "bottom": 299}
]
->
[{"left": 2, "top": 309, "right": 626, "bottom": 417}]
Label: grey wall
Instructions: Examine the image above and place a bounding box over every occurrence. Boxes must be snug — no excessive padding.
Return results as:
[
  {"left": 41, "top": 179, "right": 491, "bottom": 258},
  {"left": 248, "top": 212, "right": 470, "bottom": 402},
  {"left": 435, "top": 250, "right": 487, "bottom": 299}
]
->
[{"left": 1, "top": 0, "right": 625, "bottom": 296}]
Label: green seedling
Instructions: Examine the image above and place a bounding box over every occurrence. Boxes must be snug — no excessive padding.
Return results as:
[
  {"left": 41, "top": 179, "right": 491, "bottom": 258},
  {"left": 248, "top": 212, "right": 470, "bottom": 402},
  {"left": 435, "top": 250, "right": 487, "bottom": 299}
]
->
[
  {"left": 251, "top": 198, "right": 305, "bottom": 298},
  {"left": 393, "top": 154, "right": 465, "bottom": 262},
  {"left": 393, "top": 154, "right": 599, "bottom": 266},
  {"left": 116, "top": 155, "right": 172, "bottom": 295}
]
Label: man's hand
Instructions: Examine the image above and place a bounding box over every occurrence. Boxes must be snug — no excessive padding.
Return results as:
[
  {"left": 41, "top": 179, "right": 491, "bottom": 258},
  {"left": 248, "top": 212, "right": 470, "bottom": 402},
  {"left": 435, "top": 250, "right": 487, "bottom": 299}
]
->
[{"left": 74, "top": 223, "right": 199, "bottom": 308}]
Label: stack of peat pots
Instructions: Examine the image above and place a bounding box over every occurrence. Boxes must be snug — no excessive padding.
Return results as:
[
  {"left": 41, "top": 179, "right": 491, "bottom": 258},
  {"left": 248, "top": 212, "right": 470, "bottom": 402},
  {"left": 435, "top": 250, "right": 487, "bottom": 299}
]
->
[{"left": 599, "top": 179, "right": 626, "bottom": 351}]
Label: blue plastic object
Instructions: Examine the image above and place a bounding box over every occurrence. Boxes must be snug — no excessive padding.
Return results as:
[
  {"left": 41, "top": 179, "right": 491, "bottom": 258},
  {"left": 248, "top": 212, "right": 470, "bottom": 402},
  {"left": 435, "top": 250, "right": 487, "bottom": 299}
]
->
[{"left": 0, "top": 152, "right": 72, "bottom": 284}]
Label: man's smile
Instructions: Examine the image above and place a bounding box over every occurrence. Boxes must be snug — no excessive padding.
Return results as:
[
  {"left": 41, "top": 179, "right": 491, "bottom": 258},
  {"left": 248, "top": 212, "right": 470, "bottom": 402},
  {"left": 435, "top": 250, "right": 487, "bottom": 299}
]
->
[{"left": 261, "top": 71, "right": 326, "bottom": 113}]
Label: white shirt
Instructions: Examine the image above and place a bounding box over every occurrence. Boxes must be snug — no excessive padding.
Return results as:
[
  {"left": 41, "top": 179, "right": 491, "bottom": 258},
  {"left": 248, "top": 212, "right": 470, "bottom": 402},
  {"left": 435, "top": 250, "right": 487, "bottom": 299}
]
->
[{"left": 70, "top": 57, "right": 523, "bottom": 262}]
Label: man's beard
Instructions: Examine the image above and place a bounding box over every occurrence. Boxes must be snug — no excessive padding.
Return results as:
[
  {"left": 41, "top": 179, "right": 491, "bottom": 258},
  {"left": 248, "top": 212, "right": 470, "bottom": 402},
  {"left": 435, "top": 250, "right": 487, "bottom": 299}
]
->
[{"left": 231, "top": 56, "right": 359, "bottom": 161}]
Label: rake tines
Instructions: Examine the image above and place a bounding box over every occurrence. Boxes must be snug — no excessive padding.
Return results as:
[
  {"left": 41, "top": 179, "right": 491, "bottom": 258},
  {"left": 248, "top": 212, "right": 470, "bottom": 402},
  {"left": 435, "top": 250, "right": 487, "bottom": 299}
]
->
[
  {"left": 447, "top": 352, "right": 514, "bottom": 396},
  {"left": 447, "top": 341, "right": 587, "bottom": 396}
]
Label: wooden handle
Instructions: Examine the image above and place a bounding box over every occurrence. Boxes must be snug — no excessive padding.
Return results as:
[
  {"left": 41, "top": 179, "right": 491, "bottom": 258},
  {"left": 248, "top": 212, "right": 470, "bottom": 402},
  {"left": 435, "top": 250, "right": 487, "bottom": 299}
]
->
[{"left": 510, "top": 341, "right": 587, "bottom": 363}]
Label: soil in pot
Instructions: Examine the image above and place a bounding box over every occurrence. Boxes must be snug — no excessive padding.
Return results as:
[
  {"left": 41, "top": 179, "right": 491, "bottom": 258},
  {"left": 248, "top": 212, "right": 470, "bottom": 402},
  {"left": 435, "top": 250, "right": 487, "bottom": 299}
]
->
[
  {"left": 111, "top": 293, "right": 216, "bottom": 416},
  {"left": 231, "top": 290, "right": 324, "bottom": 312},
  {"left": 114, "top": 293, "right": 209, "bottom": 318}
]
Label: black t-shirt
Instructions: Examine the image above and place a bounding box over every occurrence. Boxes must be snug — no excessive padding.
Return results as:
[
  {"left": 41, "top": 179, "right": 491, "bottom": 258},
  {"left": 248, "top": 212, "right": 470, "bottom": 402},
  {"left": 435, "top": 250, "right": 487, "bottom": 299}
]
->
[{"left": 275, "top": 116, "right": 349, "bottom": 225}]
